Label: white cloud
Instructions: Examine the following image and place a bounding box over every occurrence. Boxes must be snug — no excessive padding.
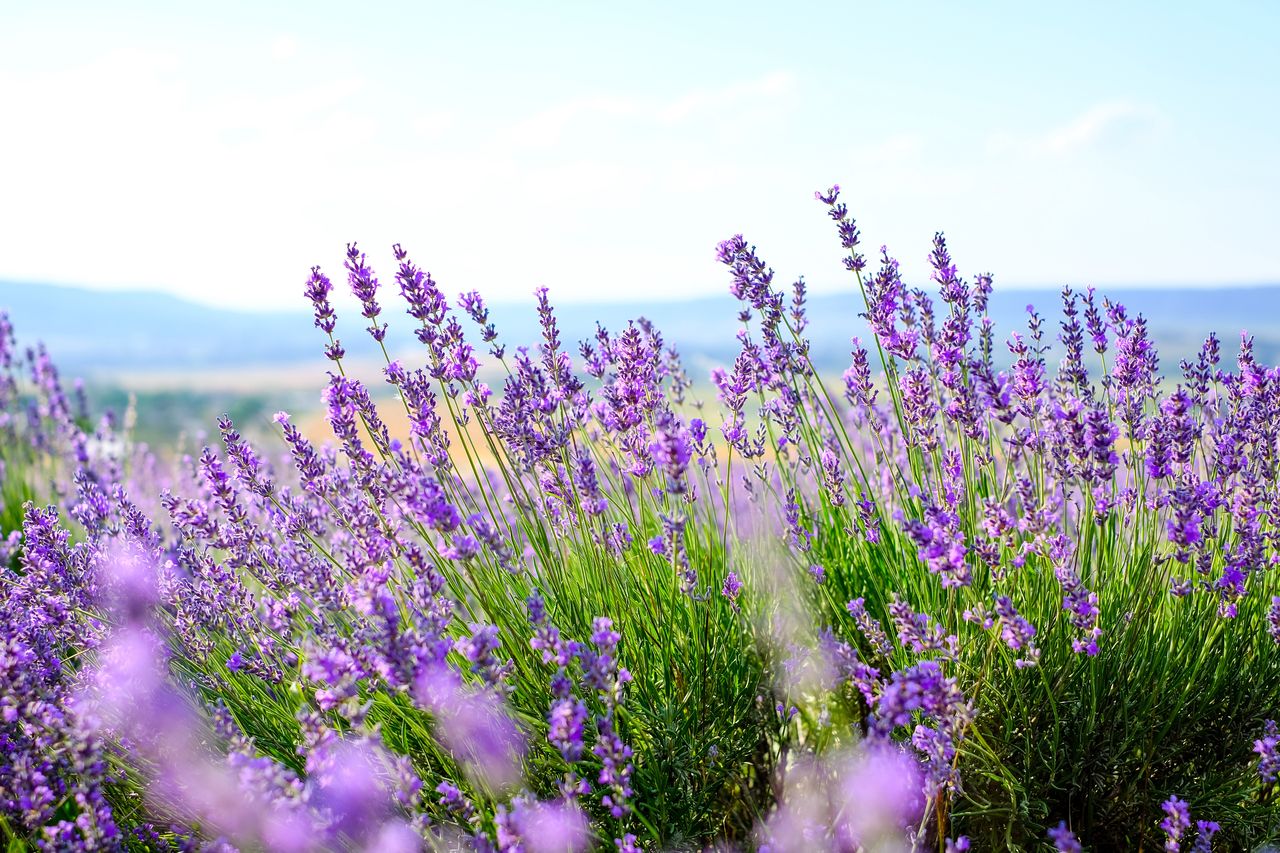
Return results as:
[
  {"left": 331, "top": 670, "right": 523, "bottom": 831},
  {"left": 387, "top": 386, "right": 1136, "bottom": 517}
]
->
[
  {"left": 0, "top": 54, "right": 797, "bottom": 310},
  {"left": 506, "top": 95, "right": 642, "bottom": 147},
  {"left": 6, "top": 42, "right": 1262, "bottom": 317},
  {"left": 655, "top": 70, "right": 795, "bottom": 122},
  {"left": 270, "top": 35, "right": 299, "bottom": 61},
  {"left": 1040, "top": 100, "right": 1165, "bottom": 153},
  {"left": 840, "top": 133, "right": 980, "bottom": 199},
  {"left": 505, "top": 70, "right": 796, "bottom": 147},
  {"left": 412, "top": 110, "right": 458, "bottom": 140},
  {"left": 988, "top": 100, "right": 1168, "bottom": 157}
]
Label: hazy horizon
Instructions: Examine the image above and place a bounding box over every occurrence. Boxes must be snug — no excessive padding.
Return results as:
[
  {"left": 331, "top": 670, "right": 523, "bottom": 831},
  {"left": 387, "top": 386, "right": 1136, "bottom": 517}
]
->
[
  {"left": 9, "top": 274, "right": 1280, "bottom": 316},
  {"left": 8, "top": 278, "right": 1280, "bottom": 383}
]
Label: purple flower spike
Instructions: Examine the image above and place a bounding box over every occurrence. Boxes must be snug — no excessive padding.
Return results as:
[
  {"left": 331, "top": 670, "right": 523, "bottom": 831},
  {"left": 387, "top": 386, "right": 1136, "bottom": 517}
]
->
[
  {"left": 1048, "top": 821, "right": 1082, "bottom": 853},
  {"left": 1160, "top": 796, "right": 1190, "bottom": 852},
  {"left": 1190, "top": 820, "right": 1219, "bottom": 853},
  {"left": 833, "top": 743, "right": 925, "bottom": 846},
  {"left": 1255, "top": 719, "right": 1279, "bottom": 783},
  {"left": 722, "top": 571, "right": 743, "bottom": 610},
  {"left": 343, "top": 242, "right": 388, "bottom": 343},
  {"left": 305, "top": 265, "right": 345, "bottom": 361}
]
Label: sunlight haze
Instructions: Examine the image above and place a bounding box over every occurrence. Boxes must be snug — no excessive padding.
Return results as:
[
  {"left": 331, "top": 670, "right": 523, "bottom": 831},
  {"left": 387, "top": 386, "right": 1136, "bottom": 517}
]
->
[{"left": 2, "top": 0, "right": 1277, "bottom": 310}]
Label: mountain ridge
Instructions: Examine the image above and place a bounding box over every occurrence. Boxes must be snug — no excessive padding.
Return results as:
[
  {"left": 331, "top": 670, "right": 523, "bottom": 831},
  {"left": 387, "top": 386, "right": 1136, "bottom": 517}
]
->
[{"left": 5, "top": 280, "right": 1280, "bottom": 378}]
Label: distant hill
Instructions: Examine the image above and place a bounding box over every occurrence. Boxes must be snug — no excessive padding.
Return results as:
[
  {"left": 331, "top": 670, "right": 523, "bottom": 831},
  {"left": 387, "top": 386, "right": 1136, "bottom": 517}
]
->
[
  {"left": 0, "top": 282, "right": 316, "bottom": 373},
  {"left": 486, "top": 285, "right": 1280, "bottom": 375},
  {"left": 4, "top": 280, "right": 1280, "bottom": 382}
]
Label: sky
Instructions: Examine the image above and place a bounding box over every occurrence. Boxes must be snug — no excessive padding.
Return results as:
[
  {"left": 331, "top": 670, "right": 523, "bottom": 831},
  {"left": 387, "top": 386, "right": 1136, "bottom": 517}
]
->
[{"left": 1, "top": 1, "right": 1278, "bottom": 311}]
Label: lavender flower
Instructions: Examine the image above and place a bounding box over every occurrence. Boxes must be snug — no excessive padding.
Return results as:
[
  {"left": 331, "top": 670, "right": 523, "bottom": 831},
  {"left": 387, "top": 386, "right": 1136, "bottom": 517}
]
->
[
  {"left": 819, "top": 449, "right": 846, "bottom": 507},
  {"left": 548, "top": 698, "right": 589, "bottom": 765},
  {"left": 1008, "top": 330, "right": 1046, "bottom": 418},
  {"left": 901, "top": 506, "right": 971, "bottom": 588},
  {"left": 415, "top": 667, "right": 525, "bottom": 791},
  {"left": 834, "top": 744, "right": 924, "bottom": 846},
  {"left": 1191, "top": 820, "right": 1219, "bottom": 853},
  {"left": 722, "top": 571, "right": 743, "bottom": 610},
  {"left": 899, "top": 367, "right": 939, "bottom": 450},
  {"left": 1048, "top": 821, "right": 1082, "bottom": 853},
  {"left": 870, "top": 659, "right": 971, "bottom": 793},
  {"left": 1255, "top": 719, "right": 1279, "bottom": 783},
  {"left": 304, "top": 265, "right": 344, "bottom": 361},
  {"left": 846, "top": 597, "right": 893, "bottom": 659},
  {"left": 498, "top": 797, "right": 590, "bottom": 853},
  {"left": 345, "top": 242, "right": 387, "bottom": 343},
  {"left": 888, "top": 596, "right": 959, "bottom": 660},
  {"left": 458, "top": 289, "right": 502, "bottom": 356},
  {"left": 966, "top": 594, "right": 1039, "bottom": 667},
  {"left": 843, "top": 339, "right": 878, "bottom": 413},
  {"left": 10, "top": 194, "right": 1280, "bottom": 851},
  {"left": 1160, "top": 796, "right": 1190, "bottom": 852},
  {"left": 649, "top": 410, "right": 693, "bottom": 495}
]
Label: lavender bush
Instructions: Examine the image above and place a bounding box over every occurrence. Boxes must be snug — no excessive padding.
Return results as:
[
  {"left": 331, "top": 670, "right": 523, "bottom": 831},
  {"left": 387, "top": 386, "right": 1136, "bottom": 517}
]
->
[{"left": 2, "top": 187, "right": 1279, "bottom": 851}]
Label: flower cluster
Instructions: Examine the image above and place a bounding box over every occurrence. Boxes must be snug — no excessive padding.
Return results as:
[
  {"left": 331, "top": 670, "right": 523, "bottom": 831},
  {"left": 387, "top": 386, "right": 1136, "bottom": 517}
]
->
[{"left": 2, "top": 179, "right": 1279, "bottom": 851}]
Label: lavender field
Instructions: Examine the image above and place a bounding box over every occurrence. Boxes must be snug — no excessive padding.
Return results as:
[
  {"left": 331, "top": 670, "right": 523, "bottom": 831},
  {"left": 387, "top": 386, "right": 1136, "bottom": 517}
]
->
[{"left": 2, "top": 184, "right": 1279, "bottom": 851}]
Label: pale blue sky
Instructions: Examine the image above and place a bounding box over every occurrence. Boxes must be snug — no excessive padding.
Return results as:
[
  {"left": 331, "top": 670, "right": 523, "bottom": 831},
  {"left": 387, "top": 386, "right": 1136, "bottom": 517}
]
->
[{"left": 1, "top": 1, "right": 1277, "bottom": 309}]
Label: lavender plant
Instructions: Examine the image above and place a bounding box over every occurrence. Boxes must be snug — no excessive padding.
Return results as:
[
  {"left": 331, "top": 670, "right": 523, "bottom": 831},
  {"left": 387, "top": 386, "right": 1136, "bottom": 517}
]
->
[
  {"left": 743, "top": 187, "right": 1280, "bottom": 847},
  {"left": 1, "top": 184, "right": 1279, "bottom": 852}
]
